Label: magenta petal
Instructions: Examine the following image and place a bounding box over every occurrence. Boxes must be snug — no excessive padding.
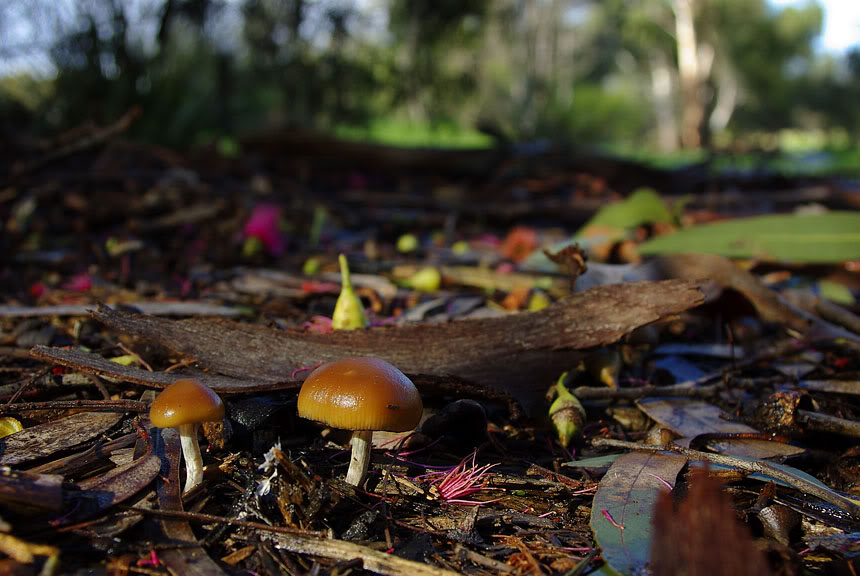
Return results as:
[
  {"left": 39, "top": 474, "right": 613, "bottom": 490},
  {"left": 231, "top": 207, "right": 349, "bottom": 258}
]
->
[{"left": 244, "top": 204, "right": 286, "bottom": 256}]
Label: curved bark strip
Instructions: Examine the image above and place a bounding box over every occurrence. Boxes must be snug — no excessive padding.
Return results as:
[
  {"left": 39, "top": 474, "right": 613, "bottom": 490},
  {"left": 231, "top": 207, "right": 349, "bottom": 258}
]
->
[{"left": 91, "top": 280, "right": 704, "bottom": 411}]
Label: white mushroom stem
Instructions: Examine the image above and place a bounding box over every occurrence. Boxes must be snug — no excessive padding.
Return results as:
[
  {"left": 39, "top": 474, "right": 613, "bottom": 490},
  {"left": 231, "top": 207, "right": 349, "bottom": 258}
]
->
[
  {"left": 178, "top": 422, "right": 203, "bottom": 494},
  {"left": 345, "top": 430, "right": 373, "bottom": 487}
]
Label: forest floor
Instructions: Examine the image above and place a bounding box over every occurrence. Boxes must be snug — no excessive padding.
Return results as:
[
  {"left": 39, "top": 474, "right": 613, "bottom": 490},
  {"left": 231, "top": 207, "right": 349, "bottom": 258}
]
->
[{"left": 0, "top": 117, "right": 858, "bottom": 576}]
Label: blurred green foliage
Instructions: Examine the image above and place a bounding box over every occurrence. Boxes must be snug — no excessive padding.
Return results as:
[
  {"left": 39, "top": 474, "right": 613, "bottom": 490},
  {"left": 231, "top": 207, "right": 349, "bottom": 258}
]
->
[{"left": 0, "top": 0, "right": 858, "bottom": 167}]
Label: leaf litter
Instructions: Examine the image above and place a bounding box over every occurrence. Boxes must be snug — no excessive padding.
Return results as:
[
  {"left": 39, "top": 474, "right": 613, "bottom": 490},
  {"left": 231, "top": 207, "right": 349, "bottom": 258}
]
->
[{"left": 0, "top": 124, "right": 858, "bottom": 575}]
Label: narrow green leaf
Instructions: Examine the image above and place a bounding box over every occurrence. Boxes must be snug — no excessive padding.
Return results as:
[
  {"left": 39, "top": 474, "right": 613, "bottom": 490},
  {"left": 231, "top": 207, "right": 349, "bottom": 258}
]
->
[
  {"left": 638, "top": 212, "right": 860, "bottom": 263},
  {"left": 563, "top": 454, "right": 621, "bottom": 469},
  {"left": 579, "top": 188, "right": 672, "bottom": 233}
]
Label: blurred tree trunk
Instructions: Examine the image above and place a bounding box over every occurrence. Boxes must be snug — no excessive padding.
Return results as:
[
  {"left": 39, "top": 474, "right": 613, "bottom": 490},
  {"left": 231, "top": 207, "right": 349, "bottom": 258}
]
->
[
  {"left": 672, "top": 0, "right": 704, "bottom": 149},
  {"left": 709, "top": 59, "right": 737, "bottom": 136},
  {"left": 650, "top": 50, "right": 679, "bottom": 152}
]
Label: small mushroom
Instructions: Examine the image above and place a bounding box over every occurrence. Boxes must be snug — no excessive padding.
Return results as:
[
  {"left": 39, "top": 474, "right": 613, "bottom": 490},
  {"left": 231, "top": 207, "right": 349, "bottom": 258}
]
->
[
  {"left": 297, "top": 357, "right": 423, "bottom": 487},
  {"left": 150, "top": 379, "right": 225, "bottom": 494}
]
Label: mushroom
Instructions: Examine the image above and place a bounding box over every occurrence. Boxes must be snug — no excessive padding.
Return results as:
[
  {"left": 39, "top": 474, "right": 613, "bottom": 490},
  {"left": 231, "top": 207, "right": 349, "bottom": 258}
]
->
[
  {"left": 150, "top": 379, "right": 225, "bottom": 494},
  {"left": 297, "top": 357, "right": 423, "bottom": 487}
]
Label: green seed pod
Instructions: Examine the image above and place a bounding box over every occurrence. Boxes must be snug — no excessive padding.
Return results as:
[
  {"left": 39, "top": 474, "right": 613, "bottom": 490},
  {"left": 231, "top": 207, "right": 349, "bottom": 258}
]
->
[
  {"left": 242, "top": 236, "right": 263, "bottom": 258},
  {"left": 527, "top": 290, "right": 550, "bottom": 312},
  {"left": 405, "top": 267, "right": 441, "bottom": 293},
  {"left": 332, "top": 254, "right": 368, "bottom": 331},
  {"left": 396, "top": 233, "right": 419, "bottom": 253},
  {"left": 549, "top": 372, "right": 586, "bottom": 448},
  {"left": 586, "top": 348, "right": 621, "bottom": 388}
]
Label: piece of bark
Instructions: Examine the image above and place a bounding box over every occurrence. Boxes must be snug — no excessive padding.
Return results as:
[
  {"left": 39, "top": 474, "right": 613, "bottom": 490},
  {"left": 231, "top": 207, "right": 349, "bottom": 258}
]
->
[
  {"left": 0, "top": 412, "right": 123, "bottom": 466},
  {"left": 29, "top": 347, "right": 521, "bottom": 420},
  {"left": 149, "top": 426, "right": 227, "bottom": 575},
  {"left": 89, "top": 280, "right": 704, "bottom": 411},
  {"left": 0, "top": 467, "right": 63, "bottom": 513},
  {"left": 29, "top": 347, "right": 273, "bottom": 393},
  {"left": 63, "top": 453, "right": 161, "bottom": 523}
]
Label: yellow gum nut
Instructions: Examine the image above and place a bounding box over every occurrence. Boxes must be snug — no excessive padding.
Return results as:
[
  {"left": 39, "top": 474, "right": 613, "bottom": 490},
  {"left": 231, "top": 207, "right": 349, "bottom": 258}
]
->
[{"left": 0, "top": 418, "right": 23, "bottom": 439}]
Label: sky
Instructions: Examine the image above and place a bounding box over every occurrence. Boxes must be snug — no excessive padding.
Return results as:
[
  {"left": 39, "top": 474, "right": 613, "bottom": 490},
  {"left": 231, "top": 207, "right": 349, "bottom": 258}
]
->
[
  {"left": 0, "top": 0, "right": 857, "bottom": 78},
  {"left": 771, "top": 0, "right": 859, "bottom": 53}
]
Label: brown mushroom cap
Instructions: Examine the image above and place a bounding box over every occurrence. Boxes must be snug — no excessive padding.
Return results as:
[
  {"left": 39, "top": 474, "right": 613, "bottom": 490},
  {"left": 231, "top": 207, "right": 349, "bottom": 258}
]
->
[
  {"left": 297, "top": 358, "right": 423, "bottom": 432},
  {"left": 150, "top": 379, "right": 225, "bottom": 428}
]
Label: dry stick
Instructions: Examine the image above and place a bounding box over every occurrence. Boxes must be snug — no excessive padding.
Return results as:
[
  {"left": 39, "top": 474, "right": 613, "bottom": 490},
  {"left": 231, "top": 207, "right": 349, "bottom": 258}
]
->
[
  {"left": 127, "top": 508, "right": 462, "bottom": 576},
  {"left": 454, "top": 544, "right": 515, "bottom": 574},
  {"left": 0, "top": 399, "right": 148, "bottom": 414},
  {"left": 814, "top": 298, "right": 860, "bottom": 335},
  {"left": 572, "top": 381, "right": 721, "bottom": 401},
  {"left": 796, "top": 409, "right": 860, "bottom": 439},
  {"left": 572, "top": 339, "right": 801, "bottom": 401},
  {"left": 0, "top": 347, "right": 39, "bottom": 359},
  {"left": 123, "top": 507, "right": 325, "bottom": 538},
  {"left": 11, "top": 107, "right": 142, "bottom": 177},
  {"left": 262, "top": 531, "right": 463, "bottom": 576},
  {"left": 6, "top": 367, "right": 51, "bottom": 405},
  {"left": 591, "top": 438, "right": 860, "bottom": 518}
]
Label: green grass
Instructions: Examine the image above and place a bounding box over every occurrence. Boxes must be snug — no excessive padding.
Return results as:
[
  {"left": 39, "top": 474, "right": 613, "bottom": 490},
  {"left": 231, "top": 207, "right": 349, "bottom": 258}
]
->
[
  {"left": 333, "top": 119, "right": 492, "bottom": 149},
  {"left": 606, "top": 144, "right": 860, "bottom": 176}
]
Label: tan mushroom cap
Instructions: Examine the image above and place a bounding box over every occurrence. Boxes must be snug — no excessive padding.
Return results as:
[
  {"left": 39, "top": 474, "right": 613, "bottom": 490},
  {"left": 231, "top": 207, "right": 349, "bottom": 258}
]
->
[
  {"left": 297, "top": 358, "right": 423, "bottom": 432},
  {"left": 150, "top": 379, "right": 225, "bottom": 428}
]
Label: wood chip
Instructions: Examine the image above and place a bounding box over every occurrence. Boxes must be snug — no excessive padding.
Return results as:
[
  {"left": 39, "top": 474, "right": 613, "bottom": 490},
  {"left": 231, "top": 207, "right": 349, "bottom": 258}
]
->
[{"left": 0, "top": 412, "right": 123, "bottom": 465}]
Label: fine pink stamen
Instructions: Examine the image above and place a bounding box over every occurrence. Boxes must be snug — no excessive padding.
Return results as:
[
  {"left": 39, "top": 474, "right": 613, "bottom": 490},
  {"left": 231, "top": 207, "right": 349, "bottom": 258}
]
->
[
  {"left": 419, "top": 451, "right": 501, "bottom": 505},
  {"left": 291, "top": 361, "right": 324, "bottom": 379},
  {"left": 602, "top": 509, "right": 624, "bottom": 531},
  {"left": 647, "top": 473, "right": 674, "bottom": 491},
  {"left": 137, "top": 549, "right": 160, "bottom": 567}
]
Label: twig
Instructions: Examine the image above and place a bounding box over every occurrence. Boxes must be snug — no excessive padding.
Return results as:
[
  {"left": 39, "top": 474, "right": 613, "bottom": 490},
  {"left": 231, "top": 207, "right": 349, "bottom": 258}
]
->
[
  {"left": 0, "top": 302, "right": 241, "bottom": 318},
  {"left": 6, "top": 367, "right": 51, "bottom": 405},
  {"left": 796, "top": 409, "right": 860, "bottom": 439},
  {"left": 572, "top": 381, "right": 720, "bottom": 400},
  {"left": 261, "top": 531, "right": 462, "bottom": 576},
  {"left": 455, "top": 544, "right": 514, "bottom": 573},
  {"left": 118, "top": 343, "right": 153, "bottom": 372},
  {"left": 0, "top": 347, "right": 38, "bottom": 359},
  {"left": 0, "top": 399, "right": 148, "bottom": 414},
  {"left": 11, "top": 108, "right": 142, "bottom": 178},
  {"left": 591, "top": 438, "right": 860, "bottom": 518},
  {"left": 122, "top": 507, "right": 326, "bottom": 538},
  {"left": 573, "top": 339, "right": 804, "bottom": 401},
  {"left": 564, "top": 547, "right": 599, "bottom": 576}
]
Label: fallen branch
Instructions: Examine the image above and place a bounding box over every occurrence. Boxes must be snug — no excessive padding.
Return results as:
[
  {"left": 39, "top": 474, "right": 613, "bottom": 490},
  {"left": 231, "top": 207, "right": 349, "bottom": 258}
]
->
[
  {"left": 90, "top": 279, "right": 705, "bottom": 411},
  {"left": 29, "top": 347, "right": 274, "bottom": 392}
]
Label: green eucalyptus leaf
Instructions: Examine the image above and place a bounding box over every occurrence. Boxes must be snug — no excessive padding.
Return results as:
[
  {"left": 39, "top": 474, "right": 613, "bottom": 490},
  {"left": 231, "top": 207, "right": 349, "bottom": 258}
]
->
[
  {"left": 590, "top": 451, "right": 687, "bottom": 576},
  {"left": 639, "top": 212, "right": 860, "bottom": 263}
]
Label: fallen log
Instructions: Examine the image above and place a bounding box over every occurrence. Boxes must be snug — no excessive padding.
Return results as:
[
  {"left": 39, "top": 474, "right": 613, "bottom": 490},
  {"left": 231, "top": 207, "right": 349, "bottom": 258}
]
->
[{"left": 79, "top": 279, "right": 703, "bottom": 411}]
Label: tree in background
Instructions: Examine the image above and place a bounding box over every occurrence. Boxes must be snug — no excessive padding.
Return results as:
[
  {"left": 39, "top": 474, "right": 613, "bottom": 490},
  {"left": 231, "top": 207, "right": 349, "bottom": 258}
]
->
[{"left": 0, "top": 0, "right": 852, "bottom": 154}]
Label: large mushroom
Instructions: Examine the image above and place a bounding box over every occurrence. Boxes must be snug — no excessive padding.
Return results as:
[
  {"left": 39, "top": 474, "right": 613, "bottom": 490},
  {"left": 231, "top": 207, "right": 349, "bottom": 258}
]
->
[
  {"left": 297, "top": 357, "right": 423, "bottom": 487},
  {"left": 150, "top": 379, "right": 225, "bottom": 494}
]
